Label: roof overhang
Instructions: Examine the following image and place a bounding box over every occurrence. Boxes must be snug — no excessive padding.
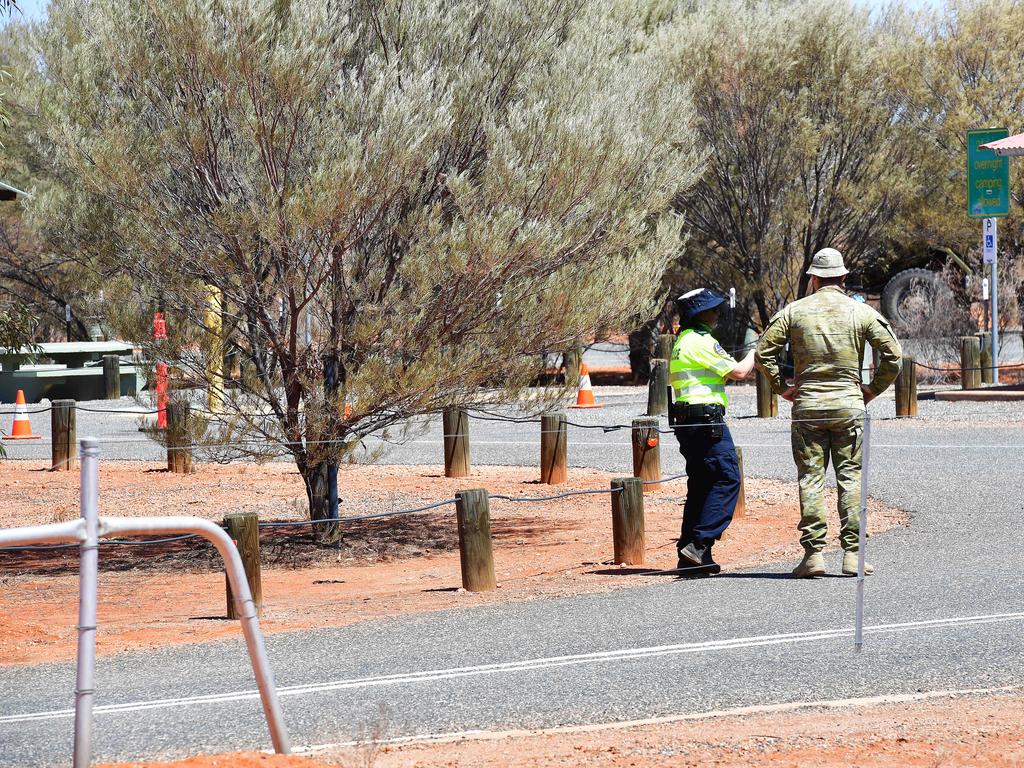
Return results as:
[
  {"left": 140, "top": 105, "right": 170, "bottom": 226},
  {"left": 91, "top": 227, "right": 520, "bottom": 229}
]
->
[{"left": 979, "top": 132, "right": 1024, "bottom": 157}]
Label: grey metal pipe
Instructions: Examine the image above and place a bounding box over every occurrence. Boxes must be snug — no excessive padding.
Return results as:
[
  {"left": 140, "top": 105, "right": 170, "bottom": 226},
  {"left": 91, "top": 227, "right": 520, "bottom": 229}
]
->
[
  {"left": 73, "top": 437, "right": 100, "bottom": 768},
  {"left": 0, "top": 519, "right": 84, "bottom": 548},
  {"left": 855, "top": 415, "right": 871, "bottom": 651},
  {"left": 99, "top": 515, "right": 290, "bottom": 754}
]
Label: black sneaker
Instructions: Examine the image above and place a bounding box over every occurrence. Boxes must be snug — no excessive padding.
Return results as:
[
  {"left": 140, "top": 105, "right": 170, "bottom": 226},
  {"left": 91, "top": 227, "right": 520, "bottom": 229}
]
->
[{"left": 676, "top": 542, "right": 721, "bottom": 575}]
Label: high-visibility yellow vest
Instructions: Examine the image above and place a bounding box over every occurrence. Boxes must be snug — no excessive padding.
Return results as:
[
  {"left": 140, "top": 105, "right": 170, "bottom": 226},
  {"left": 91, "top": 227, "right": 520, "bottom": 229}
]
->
[{"left": 669, "top": 327, "right": 737, "bottom": 407}]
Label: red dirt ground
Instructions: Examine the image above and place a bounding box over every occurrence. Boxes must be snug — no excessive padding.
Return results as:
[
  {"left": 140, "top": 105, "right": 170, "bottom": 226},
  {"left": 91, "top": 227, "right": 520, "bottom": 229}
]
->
[
  {"left": 2, "top": 460, "right": 934, "bottom": 768},
  {"left": 0, "top": 461, "right": 902, "bottom": 665},
  {"left": 98, "top": 690, "right": 1024, "bottom": 768}
]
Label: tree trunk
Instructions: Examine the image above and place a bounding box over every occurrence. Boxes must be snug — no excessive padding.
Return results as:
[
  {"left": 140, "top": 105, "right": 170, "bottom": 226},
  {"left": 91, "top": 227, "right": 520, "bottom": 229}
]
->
[
  {"left": 301, "top": 459, "right": 342, "bottom": 544},
  {"left": 797, "top": 270, "right": 811, "bottom": 300},
  {"left": 296, "top": 352, "right": 344, "bottom": 544},
  {"left": 754, "top": 293, "right": 771, "bottom": 330}
]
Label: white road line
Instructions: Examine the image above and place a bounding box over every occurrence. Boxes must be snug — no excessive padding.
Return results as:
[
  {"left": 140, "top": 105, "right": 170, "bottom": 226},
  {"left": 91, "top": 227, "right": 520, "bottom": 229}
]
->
[
  {"left": 295, "top": 683, "right": 1022, "bottom": 753},
  {"left": 2, "top": 611, "right": 1022, "bottom": 726},
  {"left": 873, "top": 444, "right": 1024, "bottom": 449}
]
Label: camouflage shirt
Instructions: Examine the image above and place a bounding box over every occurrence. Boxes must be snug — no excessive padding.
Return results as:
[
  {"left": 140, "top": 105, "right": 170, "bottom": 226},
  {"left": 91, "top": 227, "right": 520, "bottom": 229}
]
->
[{"left": 755, "top": 287, "right": 902, "bottom": 415}]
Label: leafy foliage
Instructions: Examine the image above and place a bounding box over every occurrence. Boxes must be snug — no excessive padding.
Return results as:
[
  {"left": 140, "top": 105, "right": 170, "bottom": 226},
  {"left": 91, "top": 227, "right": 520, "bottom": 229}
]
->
[
  {"left": 893, "top": 0, "right": 1024, "bottom": 330},
  {"left": 0, "top": 21, "right": 110, "bottom": 346},
  {"left": 28, "top": 0, "right": 702, "bottom": 510},
  {"left": 662, "top": 0, "right": 924, "bottom": 325}
]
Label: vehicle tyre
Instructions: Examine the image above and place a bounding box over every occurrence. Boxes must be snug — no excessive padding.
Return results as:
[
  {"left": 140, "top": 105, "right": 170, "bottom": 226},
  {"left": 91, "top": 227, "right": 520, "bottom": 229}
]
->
[{"left": 880, "top": 268, "right": 951, "bottom": 329}]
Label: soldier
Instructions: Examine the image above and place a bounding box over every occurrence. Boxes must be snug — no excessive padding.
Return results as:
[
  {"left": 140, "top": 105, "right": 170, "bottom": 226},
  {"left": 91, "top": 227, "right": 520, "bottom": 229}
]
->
[
  {"left": 755, "top": 248, "right": 902, "bottom": 578},
  {"left": 670, "top": 288, "right": 756, "bottom": 575}
]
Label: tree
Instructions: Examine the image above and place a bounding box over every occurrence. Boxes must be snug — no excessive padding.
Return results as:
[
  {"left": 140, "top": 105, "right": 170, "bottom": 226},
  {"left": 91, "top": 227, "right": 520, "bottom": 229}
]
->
[
  {"left": 662, "top": 0, "right": 923, "bottom": 326},
  {"left": 0, "top": 20, "right": 113, "bottom": 348},
  {"left": 28, "top": 0, "right": 702, "bottom": 522},
  {"left": 0, "top": 0, "right": 29, "bottom": 350},
  {"left": 892, "top": 0, "right": 1024, "bottom": 341}
]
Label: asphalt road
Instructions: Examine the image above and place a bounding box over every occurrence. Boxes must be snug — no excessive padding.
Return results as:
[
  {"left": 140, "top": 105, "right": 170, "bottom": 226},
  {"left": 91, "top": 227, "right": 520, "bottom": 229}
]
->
[{"left": 1, "top": 388, "right": 1023, "bottom": 764}]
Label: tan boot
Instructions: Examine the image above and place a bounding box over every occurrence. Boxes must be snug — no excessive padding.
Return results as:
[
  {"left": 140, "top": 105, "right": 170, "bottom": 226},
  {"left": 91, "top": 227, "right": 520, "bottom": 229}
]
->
[
  {"left": 791, "top": 552, "right": 826, "bottom": 578},
  {"left": 842, "top": 551, "right": 874, "bottom": 576}
]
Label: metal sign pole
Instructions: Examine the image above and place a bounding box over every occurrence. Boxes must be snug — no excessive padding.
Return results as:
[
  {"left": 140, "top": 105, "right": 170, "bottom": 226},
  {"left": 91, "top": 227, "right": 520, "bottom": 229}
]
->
[
  {"left": 983, "top": 218, "right": 999, "bottom": 384},
  {"left": 855, "top": 414, "right": 871, "bottom": 652},
  {"left": 991, "top": 256, "right": 999, "bottom": 387}
]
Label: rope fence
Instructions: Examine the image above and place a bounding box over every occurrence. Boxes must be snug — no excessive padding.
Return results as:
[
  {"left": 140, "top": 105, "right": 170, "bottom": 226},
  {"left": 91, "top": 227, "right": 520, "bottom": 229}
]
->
[
  {"left": 3, "top": 403, "right": 1024, "bottom": 462},
  {"left": 2, "top": 399, "right": 1022, "bottom": 562},
  {"left": 0, "top": 470, "right": 695, "bottom": 554}
]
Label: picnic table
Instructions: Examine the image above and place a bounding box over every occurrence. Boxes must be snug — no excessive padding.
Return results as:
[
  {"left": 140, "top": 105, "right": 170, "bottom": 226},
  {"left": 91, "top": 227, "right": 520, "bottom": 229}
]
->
[{"left": 0, "top": 342, "right": 143, "bottom": 403}]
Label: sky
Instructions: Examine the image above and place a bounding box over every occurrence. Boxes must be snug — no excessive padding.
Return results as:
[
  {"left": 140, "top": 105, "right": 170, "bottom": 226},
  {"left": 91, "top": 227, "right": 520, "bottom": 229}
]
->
[{"left": 6, "top": 0, "right": 45, "bottom": 24}]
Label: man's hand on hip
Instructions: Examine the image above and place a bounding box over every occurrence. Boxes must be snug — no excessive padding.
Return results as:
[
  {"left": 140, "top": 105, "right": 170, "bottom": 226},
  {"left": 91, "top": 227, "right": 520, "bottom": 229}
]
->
[{"left": 861, "top": 384, "right": 877, "bottom": 404}]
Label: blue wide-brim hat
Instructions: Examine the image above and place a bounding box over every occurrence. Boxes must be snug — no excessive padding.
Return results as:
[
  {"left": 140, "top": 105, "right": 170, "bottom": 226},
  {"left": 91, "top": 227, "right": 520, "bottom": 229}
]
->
[{"left": 675, "top": 288, "right": 727, "bottom": 323}]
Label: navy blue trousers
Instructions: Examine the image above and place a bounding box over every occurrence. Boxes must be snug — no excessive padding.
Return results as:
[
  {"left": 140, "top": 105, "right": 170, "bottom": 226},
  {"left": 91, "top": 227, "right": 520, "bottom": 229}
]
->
[{"left": 674, "top": 422, "right": 741, "bottom": 551}]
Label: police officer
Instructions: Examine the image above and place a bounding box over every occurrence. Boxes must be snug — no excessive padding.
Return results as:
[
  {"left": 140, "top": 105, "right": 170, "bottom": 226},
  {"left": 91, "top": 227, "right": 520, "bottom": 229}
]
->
[
  {"left": 671, "top": 288, "right": 756, "bottom": 574},
  {"left": 755, "top": 248, "right": 902, "bottom": 578}
]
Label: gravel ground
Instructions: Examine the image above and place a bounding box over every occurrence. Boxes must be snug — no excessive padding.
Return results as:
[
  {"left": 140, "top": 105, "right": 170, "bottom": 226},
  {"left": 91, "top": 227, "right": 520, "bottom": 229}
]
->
[
  {"left": 1, "top": 385, "right": 1022, "bottom": 765},
  {"left": 2, "top": 382, "right": 1023, "bottom": 466}
]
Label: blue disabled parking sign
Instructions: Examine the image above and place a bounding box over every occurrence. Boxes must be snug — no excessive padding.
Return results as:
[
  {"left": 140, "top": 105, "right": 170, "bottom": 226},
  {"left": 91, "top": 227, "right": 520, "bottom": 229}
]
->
[{"left": 983, "top": 218, "right": 997, "bottom": 264}]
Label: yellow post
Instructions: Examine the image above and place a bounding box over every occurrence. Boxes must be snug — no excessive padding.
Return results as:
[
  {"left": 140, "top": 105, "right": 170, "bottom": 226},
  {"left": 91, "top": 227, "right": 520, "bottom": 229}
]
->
[{"left": 206, "top": 285, "right": 224, "bottom": 413}]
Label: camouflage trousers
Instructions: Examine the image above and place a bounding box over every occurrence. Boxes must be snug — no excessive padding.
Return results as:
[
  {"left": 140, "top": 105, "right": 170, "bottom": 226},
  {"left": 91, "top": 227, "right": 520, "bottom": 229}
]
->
[{"left": 790, "top": 413, "right": 864, "bottom": 553}]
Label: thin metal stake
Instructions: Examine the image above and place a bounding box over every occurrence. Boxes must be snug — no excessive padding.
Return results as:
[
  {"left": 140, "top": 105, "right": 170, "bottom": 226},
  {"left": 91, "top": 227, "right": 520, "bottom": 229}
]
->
[
  {"left": 855, "top": 414, "right": 871, "bottom": 651},
  {"left": 73, "top": 437, "right": 100, "bottom": 768}
]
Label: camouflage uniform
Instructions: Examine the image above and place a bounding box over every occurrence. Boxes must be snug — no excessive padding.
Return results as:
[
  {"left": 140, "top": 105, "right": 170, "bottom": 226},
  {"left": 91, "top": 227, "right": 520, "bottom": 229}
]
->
[{"left": 755, "top": 286, "right": 902, "bottom": 554}]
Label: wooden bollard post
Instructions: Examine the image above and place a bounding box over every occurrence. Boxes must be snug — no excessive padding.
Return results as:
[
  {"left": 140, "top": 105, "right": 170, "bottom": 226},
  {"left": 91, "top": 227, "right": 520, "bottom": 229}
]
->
[
  {"left": 631, "top": 416, "right": 661, "bottom": 486},
  {"left": 960, "top": 336, "right": 981, "bottom": 390},
  {"left": 647, "top": 358, "right": 668, "bottom": 416},
  {"left": 978, "top": 332, "right": 993, "bottom": 385},
  {"left": 51, "top": 399, "right": 76, "bottom": 471},
  {"left": 455, "top": 489, "right": 496, "bottom": 592},
  {"left": 611, "top": 477, "right": 645, "bottom": 565},
  {"left": 443, "top": 408, "right": 470, "bottom": 478},
  {"left": 734, "top": 447, "right": 746, "bottom": 519},
  {"left": 166, "top": 400, "right": 193, "bottom": 474},
  {"left": 224, "top": 512, "right": 262, "bottom": 619},
  {"left": 102, "top": 355, "right": 121, "bottom": 400},
  {"left": 540, "top": 411, "right": 568, "bottom": 484},
  {"left": 895, "top": 355, "right": 917, "bottom": 417},
  {"left": 657, "top": 333, "right": 675, "bottom": 363},
  {"left": 756, "top": 370, "right": 778, "bottom": 418}
]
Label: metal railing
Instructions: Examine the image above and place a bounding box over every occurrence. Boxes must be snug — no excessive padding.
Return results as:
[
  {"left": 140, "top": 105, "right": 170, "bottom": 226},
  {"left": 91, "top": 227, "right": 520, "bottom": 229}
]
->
[{"left": 0, "top": 437, "right": 291, "bottom": 764}]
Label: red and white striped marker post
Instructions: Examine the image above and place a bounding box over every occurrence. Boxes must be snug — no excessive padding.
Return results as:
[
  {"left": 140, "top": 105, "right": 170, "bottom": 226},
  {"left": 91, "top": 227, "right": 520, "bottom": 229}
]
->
[{"left": 153, "top": 309, "right": 168, "bottom": 431}]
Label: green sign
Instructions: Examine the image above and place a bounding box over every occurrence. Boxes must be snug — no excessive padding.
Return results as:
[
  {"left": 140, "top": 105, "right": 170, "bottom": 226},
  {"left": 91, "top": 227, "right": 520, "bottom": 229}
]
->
[{"left": 967, "top": 128, "right": 1010, "bottom": 218}]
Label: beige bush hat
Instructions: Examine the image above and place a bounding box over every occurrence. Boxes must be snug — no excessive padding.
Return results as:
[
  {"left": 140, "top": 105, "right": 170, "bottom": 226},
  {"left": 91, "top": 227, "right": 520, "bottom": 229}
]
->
[{"left": 806, "top": 247, "right": 848, "bottom": 278}]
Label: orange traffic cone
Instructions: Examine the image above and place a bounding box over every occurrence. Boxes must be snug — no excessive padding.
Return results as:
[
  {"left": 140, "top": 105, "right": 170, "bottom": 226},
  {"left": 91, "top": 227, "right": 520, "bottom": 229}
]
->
[
  {"left": 4, "top": 389, "right": 42, "bottom": 440},
  {"left": 570, "top": 363, "right": 603, "bottom": 409}
]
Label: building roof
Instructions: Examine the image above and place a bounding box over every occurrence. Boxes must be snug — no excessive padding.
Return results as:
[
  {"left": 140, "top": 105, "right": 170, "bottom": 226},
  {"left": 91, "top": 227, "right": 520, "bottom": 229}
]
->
[{"left": 979, "top": 132, "right": 1024, "bottom": 157}]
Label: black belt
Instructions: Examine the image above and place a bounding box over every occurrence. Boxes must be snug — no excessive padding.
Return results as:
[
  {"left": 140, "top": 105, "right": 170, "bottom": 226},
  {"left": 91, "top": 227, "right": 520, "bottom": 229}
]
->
[{"left": 668, "top": 402, "right": 725, "bottom": 426}]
